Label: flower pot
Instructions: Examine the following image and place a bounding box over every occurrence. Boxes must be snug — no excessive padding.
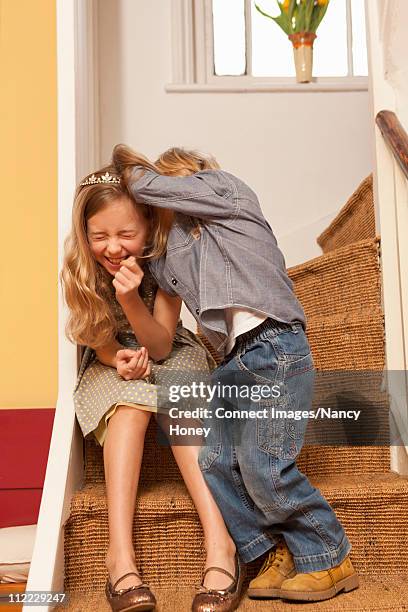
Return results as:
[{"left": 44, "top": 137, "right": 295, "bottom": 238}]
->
[{"left": 289, "top": 32, "right": 317, "bottom": 83}]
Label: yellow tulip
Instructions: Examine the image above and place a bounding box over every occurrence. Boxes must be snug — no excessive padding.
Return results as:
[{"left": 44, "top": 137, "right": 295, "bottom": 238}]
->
[
  {"left": 317, "top": 0, "right": 329, "bottom": 5},
  {"left": 281, "top": 0, "right": 290, "bottom": 11}
]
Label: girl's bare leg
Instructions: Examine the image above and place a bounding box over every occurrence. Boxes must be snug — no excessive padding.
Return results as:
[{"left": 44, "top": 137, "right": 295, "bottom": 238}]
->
[
  {"left": 171, "top": 444, "right": 237, "bottom": 590},
  {"left": 104, "top": 405, "right": 152, "bottom": 590}
]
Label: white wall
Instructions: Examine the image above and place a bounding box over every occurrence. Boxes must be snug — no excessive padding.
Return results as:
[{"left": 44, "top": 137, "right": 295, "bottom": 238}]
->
[
  {"left": 379, "top": 0, "right": 408, "bottom": 131},
  {"left": 97, "top": 0, "right": 374, "bottom": 269}
]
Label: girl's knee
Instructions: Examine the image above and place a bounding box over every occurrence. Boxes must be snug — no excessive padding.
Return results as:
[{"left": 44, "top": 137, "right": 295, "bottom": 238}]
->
[
  {"left": 112, "top": 405, "right": 152, "bottom": 428},
  {"left": 171, "top": 444, "right": 200, "bottom": 460}
]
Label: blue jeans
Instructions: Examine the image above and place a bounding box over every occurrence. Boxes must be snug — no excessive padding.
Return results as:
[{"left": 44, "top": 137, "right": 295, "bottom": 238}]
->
[{"left": 198, "top": 318, "right": 351, "bottom": 572}]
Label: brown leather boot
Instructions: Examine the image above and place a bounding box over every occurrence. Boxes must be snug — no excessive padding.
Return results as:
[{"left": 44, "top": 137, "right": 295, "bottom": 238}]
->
[
  {"left": 247, "top": 538, "right": 296, "bottom": 599},
  {"left": 279, "top": 554, "right": 359, "bottom": 601}
]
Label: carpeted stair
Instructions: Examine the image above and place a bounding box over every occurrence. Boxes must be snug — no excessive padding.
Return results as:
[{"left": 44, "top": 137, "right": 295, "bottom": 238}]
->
[
  {"left": 58, "top": 576, "right": 408, "bottom": 612},
  {"left": 64, "top": 473, "right": 408, "bottom": 590},
  {"left": 317, "top": 175, "right": 375, "bottom": 253},
  {"left": 61, "top": 176, "right": 408, "bottom": 610}
]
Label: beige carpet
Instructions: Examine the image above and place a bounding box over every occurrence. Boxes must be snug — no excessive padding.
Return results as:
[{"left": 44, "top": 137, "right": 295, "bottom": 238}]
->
[{"left": 57, "top": 574, "right": 408, "bottom": 611}]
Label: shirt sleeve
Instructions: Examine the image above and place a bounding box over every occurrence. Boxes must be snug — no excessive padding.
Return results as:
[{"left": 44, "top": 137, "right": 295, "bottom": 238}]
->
[
  {"left": 128, "top": 166, "right": 238, "bottom": 220},
  {"left": 147, "top": 259, "right": 178, "bottom": 296}
]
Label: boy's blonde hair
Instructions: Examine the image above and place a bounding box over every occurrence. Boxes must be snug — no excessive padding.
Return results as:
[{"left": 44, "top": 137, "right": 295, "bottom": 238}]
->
[{"left": 154, "top": 147, "right": 220, "bottom": 176}]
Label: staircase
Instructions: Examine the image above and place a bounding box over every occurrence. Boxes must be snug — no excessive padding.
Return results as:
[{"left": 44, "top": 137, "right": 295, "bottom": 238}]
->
[{"left": 59, "top": 177, "right": 408, "bottom": 611}]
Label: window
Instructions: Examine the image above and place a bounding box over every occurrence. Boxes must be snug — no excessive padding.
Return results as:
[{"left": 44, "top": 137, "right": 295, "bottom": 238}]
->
[{"left": 168, "top": 0, "right": 368, "bottom": 92}]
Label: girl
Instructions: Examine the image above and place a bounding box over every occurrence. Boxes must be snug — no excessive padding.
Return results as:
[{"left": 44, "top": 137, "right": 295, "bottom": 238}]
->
[
  {"left": 109, "top": 144, "right": 359, "bottom": 611},
  {"left": 61, "top": 165, "right": 238, "bottom": 612}
]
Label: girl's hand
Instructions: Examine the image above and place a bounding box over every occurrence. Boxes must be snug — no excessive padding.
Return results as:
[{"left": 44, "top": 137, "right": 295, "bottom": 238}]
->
[
  {"left": 116, "top": 347, "right": 151, "bottom": 381},
  {"left": 112, "top": 257, "right": 144, "bottom": 305}
]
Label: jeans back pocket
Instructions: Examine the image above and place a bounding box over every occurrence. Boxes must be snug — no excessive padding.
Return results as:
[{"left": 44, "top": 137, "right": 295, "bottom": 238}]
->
[
  {"left": 257, "top": 393, "right": 307, "bottom": 460},
  {"left": 198, "top": 443, "right": 222, "bottom": 471}
]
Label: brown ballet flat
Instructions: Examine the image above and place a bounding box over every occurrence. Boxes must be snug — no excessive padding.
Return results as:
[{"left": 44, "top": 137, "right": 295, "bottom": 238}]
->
[
  {"left": 191, "top": 555, "right": 246, "bottom": 612},
  {"left": 105, "top": 571, "right": 156, "bottom": 612}
]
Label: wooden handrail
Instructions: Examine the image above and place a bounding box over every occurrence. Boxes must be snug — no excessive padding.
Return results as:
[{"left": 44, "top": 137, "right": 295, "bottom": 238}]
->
[{"left": 376, "top": 110, "right": 408, "bottom": 181}]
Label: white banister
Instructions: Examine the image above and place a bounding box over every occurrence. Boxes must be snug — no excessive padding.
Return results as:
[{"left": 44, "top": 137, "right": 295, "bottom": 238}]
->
[{"left": 366, "top": 0, "right": 408, "bottom": 475}]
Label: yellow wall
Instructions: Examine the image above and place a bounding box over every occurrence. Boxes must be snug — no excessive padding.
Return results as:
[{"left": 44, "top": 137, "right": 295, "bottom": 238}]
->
[{"left": 0, "top": 0, "right": 58, "bottom": 407}]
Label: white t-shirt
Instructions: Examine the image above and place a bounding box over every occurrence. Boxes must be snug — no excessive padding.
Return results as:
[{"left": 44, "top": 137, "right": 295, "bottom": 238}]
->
[{"left": 225, "top": 307, "right": 268, "bottom": 355}]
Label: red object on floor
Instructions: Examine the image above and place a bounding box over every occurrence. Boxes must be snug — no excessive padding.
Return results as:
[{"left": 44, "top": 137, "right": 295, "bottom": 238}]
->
[{"left": 0, "top": 409, "right": 55, "bottom": 528}]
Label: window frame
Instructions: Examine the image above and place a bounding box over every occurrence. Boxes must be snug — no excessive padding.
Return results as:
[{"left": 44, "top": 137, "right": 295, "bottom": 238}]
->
[{"left": 167, "top": 0, "right": 369, "bottom": 93}]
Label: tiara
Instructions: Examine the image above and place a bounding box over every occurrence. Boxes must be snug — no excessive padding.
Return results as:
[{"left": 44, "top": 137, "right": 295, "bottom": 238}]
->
[{"left": 80, "top": 172, "right": 121, "bottom": 186}]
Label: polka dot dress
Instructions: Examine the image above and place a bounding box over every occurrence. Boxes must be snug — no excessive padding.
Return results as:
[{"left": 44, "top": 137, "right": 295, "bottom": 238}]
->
[{"left": 74, "top": 268, "right": 215, "bottom": 446}]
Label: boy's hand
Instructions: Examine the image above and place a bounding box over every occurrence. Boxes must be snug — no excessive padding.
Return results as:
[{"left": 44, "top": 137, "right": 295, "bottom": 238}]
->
[
  {"left": 116, "top": 347, "right": 151, "bottom": 381},
  {"left": 112, "top": 257, "right": 144, "bottom": 305}
]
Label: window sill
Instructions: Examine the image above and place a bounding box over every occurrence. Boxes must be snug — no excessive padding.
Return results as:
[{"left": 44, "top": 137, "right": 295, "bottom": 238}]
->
[{"left": 165, "top": 78, "right": 369, "bottom": 94}]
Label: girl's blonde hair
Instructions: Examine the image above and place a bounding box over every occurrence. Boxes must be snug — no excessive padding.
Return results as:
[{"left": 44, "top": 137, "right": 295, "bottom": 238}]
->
[
  {"left": 62, "top": 149, "right": 171, "bottom": 348},
  {"left": 62, "top": 144, "right": 219, "bottom": 348}
]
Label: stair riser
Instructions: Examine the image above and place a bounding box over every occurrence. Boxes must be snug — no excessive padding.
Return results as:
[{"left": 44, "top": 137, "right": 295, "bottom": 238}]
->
[
  {"left": 307, "top": 315, "right": 385, "bottom": 371},
  {"left": 289, "top": 240, "right": 380, "bottom": 321},
  {"left": 316, "top": 176, "right": 375, "bottom": 254},
  {"left": 65, "top": 489, "right": 408, "bottom": 592},
  {"left": 85, "top": 439, "right": 390, "bottom": 486}
]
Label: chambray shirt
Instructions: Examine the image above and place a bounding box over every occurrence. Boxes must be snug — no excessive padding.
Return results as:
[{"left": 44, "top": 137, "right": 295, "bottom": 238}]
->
[{"left": 129, "top": 167, "right": 306, "bottom": 358}]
